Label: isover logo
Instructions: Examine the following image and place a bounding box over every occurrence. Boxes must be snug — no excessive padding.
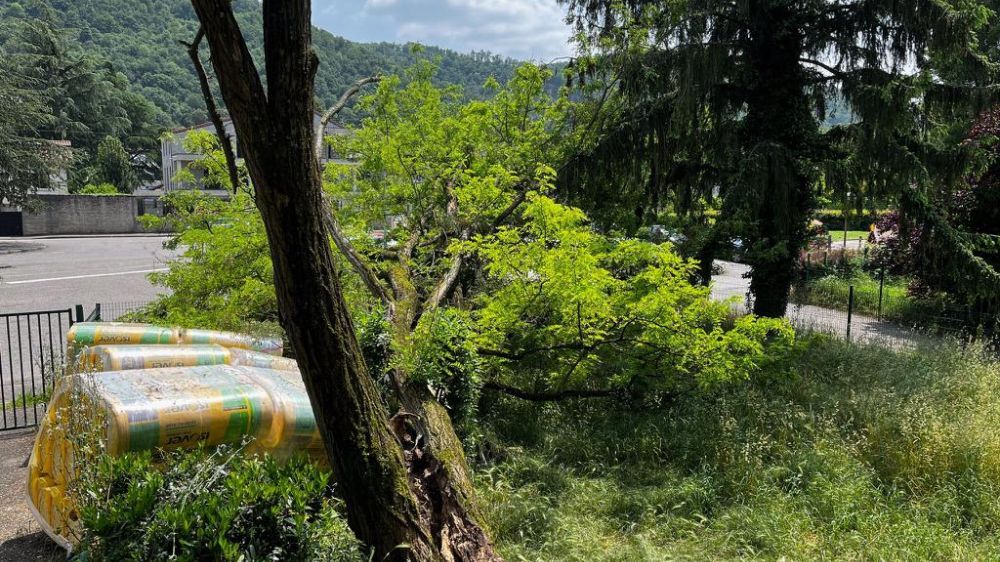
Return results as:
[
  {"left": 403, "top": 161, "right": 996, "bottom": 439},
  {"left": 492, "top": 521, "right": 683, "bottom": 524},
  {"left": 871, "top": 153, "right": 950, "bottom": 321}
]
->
[{"left": 166, "top": 432, "right": 210, "bottom": 446}]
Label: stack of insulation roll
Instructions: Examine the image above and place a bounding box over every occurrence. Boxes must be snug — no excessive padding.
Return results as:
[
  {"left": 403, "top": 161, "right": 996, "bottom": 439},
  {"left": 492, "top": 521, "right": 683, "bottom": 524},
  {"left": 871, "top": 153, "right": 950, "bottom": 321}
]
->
[{"left": 27, "top": 323, "right": 324, "bottom": 551}]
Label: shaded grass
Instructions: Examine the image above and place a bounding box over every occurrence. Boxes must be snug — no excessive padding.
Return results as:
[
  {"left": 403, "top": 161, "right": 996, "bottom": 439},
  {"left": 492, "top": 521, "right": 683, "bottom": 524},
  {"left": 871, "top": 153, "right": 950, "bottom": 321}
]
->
[{"left": 477, "top": 335, "right": 1000, "bottom": 560}]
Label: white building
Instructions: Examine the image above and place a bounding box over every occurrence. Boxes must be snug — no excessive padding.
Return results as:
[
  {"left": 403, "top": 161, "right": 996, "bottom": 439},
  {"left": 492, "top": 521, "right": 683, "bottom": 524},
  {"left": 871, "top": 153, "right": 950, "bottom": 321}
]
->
[{"left": 160, "top": 114, "right": 350, "bottom": 194}]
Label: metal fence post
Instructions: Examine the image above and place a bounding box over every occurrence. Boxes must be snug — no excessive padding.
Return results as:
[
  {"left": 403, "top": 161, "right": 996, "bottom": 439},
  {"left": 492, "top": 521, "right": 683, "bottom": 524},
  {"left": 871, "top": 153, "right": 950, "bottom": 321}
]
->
[
  {"left": 847, "top": 285, "right": 854, "bottom": 341},
  {"left": 74, "top": 305, "right": 84, "bottom": 324},
  {"left": 877, "top": 267, "right": 885, "bottom": 322}
]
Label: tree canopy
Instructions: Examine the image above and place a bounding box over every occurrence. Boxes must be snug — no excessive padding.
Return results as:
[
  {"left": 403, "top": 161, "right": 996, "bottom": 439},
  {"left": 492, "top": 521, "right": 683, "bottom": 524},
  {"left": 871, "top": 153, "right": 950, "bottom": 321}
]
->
[{"left": 557, "top": 0, "right": 998, "bottom": 317}]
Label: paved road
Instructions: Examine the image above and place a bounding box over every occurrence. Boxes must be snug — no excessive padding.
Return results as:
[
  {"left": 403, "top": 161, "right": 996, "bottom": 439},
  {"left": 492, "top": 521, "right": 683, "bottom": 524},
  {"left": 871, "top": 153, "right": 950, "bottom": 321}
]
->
[
  {"left": 0, "top": 236, "right": 177, "bottom": 427},
  {"left": 0, "top": 236, "right": 176, "bottom": 313},
  {"left": 712, "top": 260, "right": 923, "bottom": 348}
]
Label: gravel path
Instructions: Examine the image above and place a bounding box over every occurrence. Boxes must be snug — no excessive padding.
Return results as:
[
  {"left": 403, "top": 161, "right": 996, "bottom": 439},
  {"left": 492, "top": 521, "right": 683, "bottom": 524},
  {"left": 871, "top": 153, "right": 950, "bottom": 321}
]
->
[{"left": 0, "top": 430, "right": 63, "bottom": 561}]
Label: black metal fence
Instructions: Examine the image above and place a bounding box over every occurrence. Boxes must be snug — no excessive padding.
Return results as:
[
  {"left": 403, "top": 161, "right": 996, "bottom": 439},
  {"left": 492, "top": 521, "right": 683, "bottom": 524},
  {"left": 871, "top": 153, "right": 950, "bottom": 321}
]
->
[
  {"left": 0, "top": 301, "right": 155, "bottom": 432},
  {"left": 0, "top": 308, "right": 75, "bottom": 430},
  {"left": 89, "top": 301, "right": 150, "bottom": 322}
]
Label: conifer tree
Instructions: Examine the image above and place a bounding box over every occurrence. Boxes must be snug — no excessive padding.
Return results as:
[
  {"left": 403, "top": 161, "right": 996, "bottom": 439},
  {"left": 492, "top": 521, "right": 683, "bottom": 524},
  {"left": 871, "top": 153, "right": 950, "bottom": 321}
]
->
[{"left": 559, "top": 0, "right": 997, "bottom": 317}]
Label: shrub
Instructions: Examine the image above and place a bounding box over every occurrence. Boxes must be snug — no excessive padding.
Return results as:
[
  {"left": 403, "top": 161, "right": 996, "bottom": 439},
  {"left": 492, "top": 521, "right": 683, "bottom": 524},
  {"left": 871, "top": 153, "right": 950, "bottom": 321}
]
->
[
  {"left": 73, "top": 445, "right": 364, "bottom": 562},
  {"left": 77, "top": 183, "right": 121, "bottom": 195}
]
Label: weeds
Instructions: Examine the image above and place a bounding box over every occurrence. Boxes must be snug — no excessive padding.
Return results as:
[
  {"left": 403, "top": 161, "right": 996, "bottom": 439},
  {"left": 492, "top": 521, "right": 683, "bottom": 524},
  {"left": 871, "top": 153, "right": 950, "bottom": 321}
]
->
[{"left": 477, "top": 335, "right": 1000, "bottom": 560}]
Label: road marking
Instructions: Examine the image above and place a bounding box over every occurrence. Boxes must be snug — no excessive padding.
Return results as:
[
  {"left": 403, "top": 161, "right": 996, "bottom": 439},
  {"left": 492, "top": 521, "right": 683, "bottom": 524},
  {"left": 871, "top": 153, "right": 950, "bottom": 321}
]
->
[{"left": 3, "top": 268, "right": 168, "bottom": 285}]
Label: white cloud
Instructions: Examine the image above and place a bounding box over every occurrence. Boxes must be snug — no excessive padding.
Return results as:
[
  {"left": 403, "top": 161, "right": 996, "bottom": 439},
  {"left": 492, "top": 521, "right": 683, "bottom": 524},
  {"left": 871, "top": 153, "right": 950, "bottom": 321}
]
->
[{"left": 313, "top": 0, "right": 574, "bottom": 60}]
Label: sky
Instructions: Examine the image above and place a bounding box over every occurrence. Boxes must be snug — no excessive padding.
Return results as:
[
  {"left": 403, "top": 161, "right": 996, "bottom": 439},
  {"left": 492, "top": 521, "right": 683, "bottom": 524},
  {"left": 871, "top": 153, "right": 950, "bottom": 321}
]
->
[{"left": 312, "top": 0, "right": 575, "bottom": 62}]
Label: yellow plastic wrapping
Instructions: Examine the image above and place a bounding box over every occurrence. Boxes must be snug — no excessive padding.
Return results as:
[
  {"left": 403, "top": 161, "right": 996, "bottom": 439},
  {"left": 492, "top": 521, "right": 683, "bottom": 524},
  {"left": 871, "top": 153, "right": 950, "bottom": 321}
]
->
[
  {"left": 241, "top": 368, "right": 324, "bottom": 461},
  {"left": 27, "top": 365, "right": 277, "bottom": 549},
  {"left": 79, "top": 344, "right": 233, "bottom": 372},
  {"left": 180, "top": 328, "right": 283, "bottom": 356},
  {"left": 66, "top": 323, "right": 283, "bottom": 369},
  {"left": 228, "top": 348, "right": 299, "bottom": 372},
  {"left": 28, "top": 324, "right": 309, "bottom": 551}
]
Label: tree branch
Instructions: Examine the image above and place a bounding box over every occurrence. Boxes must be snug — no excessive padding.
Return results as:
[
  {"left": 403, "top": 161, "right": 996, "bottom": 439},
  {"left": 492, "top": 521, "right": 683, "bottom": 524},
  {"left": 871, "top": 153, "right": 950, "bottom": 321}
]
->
[
  {"left": 181, "top": 27, "right": 242, "bottom": 192},
  {"left": 420, "top": 230, "right": 469, "bottom": 318},
  {"left": 798, "top": 57, "right": 843, "bottom": 77},
  {"left": 315, "top": 75, "right": 382, "bottom": 159},
  {"left": 321, "top": 198, "right": 396, "bottom": 317},
  {"left": 482, "top": 381, "right": 616, "bottom": 401},
  {"left": 190, "top": 0, "right": 268, "bottom": 134}
]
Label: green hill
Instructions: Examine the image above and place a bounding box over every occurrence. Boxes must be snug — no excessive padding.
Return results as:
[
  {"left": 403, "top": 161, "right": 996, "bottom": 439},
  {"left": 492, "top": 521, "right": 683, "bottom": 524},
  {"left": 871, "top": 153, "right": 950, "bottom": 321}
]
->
[{"left": 3, "top": 0, "right": 522, "bottom": 126}]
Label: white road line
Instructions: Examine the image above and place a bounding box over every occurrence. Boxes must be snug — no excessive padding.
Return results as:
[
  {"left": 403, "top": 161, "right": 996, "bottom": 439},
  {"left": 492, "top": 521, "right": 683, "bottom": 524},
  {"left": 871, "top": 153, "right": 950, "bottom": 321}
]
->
[{"left": 3, "top": 268, "right": 168, "bottom": 285}]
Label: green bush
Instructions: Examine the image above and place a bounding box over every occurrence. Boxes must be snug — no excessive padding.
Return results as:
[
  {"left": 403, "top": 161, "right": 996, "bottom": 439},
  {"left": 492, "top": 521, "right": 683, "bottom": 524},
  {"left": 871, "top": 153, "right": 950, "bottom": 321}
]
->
[
  {"left": 73, "top": 446, "right": 364, "bottom": 562},
  {"left": 77, "top": 183, "right": 122, "bottom": 196},
  {"left": 477, "top": 336, "right": 1000, "bottom": 560}
]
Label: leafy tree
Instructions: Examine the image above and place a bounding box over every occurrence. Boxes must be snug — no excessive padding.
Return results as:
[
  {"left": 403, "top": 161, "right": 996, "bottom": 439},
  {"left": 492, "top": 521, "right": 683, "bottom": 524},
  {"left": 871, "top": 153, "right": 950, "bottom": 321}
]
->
[
  {"left": 143, "top": 52, "right": 790, "bottom": 559},
  {"left": 189, "top": 1, "right": 501, "bottom": 558},
  {"left": 870, "top": 105, "right": 1000, "bottom": 323},
  {"left": 93, "top": 136, "right": 138, "bottom": 193},
  {"left": 467, "top": 194, "right": 793, "bottom": 401},
  {"left": 0, "top": 61, "right": 67, "bottom": 204},
  {"left": 1, "top": 9, "right": 166, "bottom": 190},
  {"left": 558, "top": 0, "right": 997, "bottom": 317}
]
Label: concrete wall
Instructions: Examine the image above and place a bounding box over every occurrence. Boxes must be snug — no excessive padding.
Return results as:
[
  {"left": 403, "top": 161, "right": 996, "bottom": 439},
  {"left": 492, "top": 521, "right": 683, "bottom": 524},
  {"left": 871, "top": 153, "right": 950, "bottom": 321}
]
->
[{"left": 21, "top": 195, "right": 159, "bottom": 236}]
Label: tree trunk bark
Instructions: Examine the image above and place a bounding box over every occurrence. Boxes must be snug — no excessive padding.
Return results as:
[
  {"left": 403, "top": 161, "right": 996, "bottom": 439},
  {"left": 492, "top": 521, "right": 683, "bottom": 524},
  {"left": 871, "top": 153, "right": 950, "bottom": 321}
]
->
[
  {"left": 743, "top": 5, "right": 816, "bottom": 318},
  {"left": 189, "top": 2, "right": 500, "bottom": 560}
]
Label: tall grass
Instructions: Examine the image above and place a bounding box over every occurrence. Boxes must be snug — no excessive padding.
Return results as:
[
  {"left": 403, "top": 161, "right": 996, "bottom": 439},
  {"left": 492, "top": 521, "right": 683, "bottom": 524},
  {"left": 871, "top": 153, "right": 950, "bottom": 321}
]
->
[{"left": 477, "top": 335, "right": 1000, "bottom": 560}]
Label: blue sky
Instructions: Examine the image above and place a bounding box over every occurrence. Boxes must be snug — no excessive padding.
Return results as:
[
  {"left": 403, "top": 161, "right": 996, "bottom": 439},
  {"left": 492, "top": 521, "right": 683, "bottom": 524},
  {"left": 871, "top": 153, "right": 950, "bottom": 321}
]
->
[{"left": 312, "top": 0, "right": 575, "bottom": 61}]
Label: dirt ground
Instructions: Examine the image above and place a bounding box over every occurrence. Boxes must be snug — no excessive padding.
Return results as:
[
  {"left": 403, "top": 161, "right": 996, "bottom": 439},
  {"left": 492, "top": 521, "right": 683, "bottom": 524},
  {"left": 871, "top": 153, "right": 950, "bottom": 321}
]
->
[{"left": 0, "top": 430, "right": 63, "bottom": 561}]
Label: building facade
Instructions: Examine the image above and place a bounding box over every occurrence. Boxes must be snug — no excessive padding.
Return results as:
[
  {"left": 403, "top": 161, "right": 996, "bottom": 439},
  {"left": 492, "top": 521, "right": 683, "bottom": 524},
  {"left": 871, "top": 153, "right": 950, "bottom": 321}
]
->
[{"left": 160, "top": 115, "right": 350, "bottom": 193}]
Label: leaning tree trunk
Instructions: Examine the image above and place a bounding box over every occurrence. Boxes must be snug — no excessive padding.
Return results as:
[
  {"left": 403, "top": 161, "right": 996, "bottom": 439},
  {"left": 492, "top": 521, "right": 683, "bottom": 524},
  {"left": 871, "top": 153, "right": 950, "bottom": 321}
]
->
[
  {"left": 189, "top": 1, "right": 500, "bottom": 560},
  {"left": 743, "top": 4, "right": 816, "bottom": 318}
]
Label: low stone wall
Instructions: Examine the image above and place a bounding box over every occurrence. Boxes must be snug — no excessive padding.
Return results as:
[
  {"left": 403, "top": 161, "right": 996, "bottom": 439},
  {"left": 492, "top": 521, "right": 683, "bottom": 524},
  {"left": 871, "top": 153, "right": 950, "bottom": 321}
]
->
[{"left": 20, "top": 195, "right": 164, "bottom": 236}]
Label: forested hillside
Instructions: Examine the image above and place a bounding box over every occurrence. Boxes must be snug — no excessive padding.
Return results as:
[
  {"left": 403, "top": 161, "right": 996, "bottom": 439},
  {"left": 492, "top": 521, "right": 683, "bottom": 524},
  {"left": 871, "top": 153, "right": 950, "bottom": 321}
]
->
[{"left": 1, "top": 0, "right": 521, "bottom": 125}]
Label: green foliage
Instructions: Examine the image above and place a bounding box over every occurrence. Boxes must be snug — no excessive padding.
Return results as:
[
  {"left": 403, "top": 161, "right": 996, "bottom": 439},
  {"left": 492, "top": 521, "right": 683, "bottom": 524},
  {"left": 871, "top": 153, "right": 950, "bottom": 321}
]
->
[
  {"left": 400, "top": 308, "right": 483, "bottom": 427},
  {"left": 478, "top": 336, "right": 1000, "bottom": 560},
  {"left": 468, "top": 193, "right": 795, "bottom": 395},
  {"left": 557, "top": 0, "right": 997, "bottom": 315},
  {"left": 145, "top": 61, "right": 791, "bottom": 411},
  {"left": 76, "top": 183, "right": 121, "bottom": 195},
  {"left": 94, "top": 136, "right": 138, "bottom": 192},
  {"left": 0, "top": 57, "right": 65, "bottom": 204},
  {"left": 134, "top": 190, "right": 279, "bottom": 335},
  {"left": 0, "top": 7, "right": 166, "bottom": 190},
  {"left": 74, "top": 446, "right": 364, "bottom": 562},
  {"left": 169, "top": 129, "right": 245, "bottom": 191}
]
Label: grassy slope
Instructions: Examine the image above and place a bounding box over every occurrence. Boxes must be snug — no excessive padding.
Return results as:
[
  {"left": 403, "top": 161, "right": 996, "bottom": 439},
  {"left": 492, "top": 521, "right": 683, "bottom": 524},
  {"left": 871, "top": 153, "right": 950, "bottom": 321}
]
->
[{"left": 478, "top": 335, "right": 1000, "bottom": 560}]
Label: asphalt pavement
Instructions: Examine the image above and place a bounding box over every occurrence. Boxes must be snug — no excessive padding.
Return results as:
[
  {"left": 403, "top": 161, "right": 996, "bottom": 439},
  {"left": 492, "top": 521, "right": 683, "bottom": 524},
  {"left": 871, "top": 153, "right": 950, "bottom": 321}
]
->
[
  {"left": 0, "top": 235, "right": 177, "bottom": 313},
  {"left": 711, "top": 260, "right": 923, "bottom": 348}
]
